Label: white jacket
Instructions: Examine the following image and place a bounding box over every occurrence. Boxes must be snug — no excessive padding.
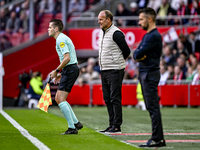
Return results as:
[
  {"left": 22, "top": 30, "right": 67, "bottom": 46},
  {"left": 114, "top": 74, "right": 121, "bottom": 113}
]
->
[{"left": 99, "top": 24, "right": 126, "bottom": 71}]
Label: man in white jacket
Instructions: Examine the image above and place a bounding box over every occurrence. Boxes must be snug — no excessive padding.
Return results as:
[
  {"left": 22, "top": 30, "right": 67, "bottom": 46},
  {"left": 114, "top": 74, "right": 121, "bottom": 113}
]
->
[{"left": 98, "top": 10, "right": 130, "bottom": 133}]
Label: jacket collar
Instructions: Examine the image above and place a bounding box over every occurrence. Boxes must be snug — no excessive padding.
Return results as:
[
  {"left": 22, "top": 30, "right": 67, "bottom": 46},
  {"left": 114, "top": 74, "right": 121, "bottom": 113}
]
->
[{"left": 102, "top": 24, "right": 114, "bottom": 33}]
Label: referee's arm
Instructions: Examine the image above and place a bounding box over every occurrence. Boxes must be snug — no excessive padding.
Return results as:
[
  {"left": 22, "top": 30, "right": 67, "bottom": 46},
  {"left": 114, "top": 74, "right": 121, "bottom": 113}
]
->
[
  {"left": 57, "top": 53, "right": 70, "bottom": 71},
  {"left": 113, "top": 31, "right": 131, "bottom": 60}
]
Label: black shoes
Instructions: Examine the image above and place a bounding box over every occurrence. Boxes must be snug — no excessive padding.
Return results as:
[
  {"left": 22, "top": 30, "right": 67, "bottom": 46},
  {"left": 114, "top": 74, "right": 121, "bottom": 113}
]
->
[
  {"left": 100, "top": 126, "right": 121, "bottom": 133},
  {"left": 61, "top": 128, "right": 78, "bottom": 135},
  {"left": 105, "top": 126, "right": 121, "bottom": 133},
  {"left": 99, "top": 126, "right": 112, "bottom": 133},
  {"left": 61, "top": 122, "right": 83, "bottom": 135},
  {"left": 139, "top": 139, "right": 166, "bottom": 147},
  {"left": 75, "top": 122, "right": 83, "bottom": 130}
]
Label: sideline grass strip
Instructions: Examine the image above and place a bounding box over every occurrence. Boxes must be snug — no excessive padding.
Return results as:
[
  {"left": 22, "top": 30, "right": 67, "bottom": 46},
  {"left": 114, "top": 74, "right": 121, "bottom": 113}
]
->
[
  {"left": 127, "top": 140, "right": 200, "bottom": 143},
  {"left": 0, "top": 112, "right": 37, "bottom": 150},
  {"left": 65, "top": 106, "right": 200, "bottom": 150},
  {"left": 0, "top": 110, "right": 50, "bottom": 150},
  {"left": 4, "top": 109, "right": 140, "bottom": 150},
  {"left": 109, "top": 133, "right": 200, "bottom": 135}
]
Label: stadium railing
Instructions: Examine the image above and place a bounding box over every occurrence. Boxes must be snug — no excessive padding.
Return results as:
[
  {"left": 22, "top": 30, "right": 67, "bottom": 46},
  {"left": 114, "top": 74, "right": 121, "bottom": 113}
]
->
[
  {"left": 49, "top": 79, "right": 200, "bottom": 108},
  {"left": 69, "top": 15, "right": 200, "bottom": 28}
]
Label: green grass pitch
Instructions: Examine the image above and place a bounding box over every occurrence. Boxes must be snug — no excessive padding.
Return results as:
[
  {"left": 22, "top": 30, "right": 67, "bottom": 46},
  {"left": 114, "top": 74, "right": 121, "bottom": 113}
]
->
[{"left": 1, "top": 106, "right": 200, "bottom": 150}]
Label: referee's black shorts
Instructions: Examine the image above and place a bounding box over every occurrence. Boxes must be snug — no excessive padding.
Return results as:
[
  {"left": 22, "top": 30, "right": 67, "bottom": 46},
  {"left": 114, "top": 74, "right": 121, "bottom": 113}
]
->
[{"left": 58, "top": 64, "right": 79, "bottom": 93}]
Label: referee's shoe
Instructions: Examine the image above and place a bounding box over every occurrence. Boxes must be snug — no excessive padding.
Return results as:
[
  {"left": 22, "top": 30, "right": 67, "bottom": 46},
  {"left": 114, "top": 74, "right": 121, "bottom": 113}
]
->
[
  {"left": 75, "top": 122, "right": 83, "bottom": 130},
  {"left": 61, "top": 128, "right": 78, "bottom": 134}
]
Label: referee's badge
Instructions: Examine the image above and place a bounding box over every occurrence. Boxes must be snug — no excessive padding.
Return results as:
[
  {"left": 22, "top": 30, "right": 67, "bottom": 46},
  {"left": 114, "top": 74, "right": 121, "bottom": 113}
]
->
[{"left": 60, "top": 42, "right": 65, "bottom": 48}]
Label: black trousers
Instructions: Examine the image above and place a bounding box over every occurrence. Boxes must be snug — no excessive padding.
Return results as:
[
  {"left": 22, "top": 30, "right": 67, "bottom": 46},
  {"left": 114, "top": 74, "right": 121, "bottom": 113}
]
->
[
  {"left": 139, "top": 70, "right": 164, "bottom": 141},
  {"left": 101, "top": 69, "right": 125, "bottom": 128}
]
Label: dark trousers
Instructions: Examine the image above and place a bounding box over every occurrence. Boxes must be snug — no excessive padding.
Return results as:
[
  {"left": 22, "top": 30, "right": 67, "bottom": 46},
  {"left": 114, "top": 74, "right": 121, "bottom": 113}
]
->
[
  {"left": 101, "top": 69, "right": 125, "bottom": 128},
  {"left": 139, "top": 70, "right": 164, "bottom": 141}
]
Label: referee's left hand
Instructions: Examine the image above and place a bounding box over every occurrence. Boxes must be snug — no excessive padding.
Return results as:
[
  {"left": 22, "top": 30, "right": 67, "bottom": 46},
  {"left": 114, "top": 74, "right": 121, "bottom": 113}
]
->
[
  {"left": 53, "top": 73, "right": 62, "bottom": 84},
  {"left": 50, "top": 70, "right": 57, "bottom": 80}
]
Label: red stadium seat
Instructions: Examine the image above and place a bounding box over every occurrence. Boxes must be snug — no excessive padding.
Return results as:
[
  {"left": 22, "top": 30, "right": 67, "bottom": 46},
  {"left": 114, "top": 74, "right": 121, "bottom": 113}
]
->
[
  {"left": 23, "top": 32, "right": 30, "bottom": 42},
  {"left": 54, "top": 13, "right": 62, "bottom": 19},
  {"left": 10, "top": 33, "right": 23, "bottom": 46}
]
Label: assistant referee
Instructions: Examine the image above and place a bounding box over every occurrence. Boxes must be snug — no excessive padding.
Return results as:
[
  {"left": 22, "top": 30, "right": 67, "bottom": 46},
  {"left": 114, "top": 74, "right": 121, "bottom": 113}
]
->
[{"left": 48, "top": 19, "right": 83, "bottom": 134}]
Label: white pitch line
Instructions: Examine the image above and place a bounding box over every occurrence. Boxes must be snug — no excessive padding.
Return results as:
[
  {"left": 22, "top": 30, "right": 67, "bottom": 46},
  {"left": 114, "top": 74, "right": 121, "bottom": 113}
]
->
[{"left": 0, "top": 110, "right": 50, "bottom": 150}]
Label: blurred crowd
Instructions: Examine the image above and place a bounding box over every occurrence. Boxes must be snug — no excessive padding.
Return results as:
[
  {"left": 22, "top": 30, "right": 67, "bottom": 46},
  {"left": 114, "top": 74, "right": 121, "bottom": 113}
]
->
[
  {"left": 1, "top": 0, "right": 200, "bottom": 51},
  {"left": 0, "top": 0, "right": 102, "bottom": 52},
  {"left": 78, "top": 31, "right": 200, "bottom": 86},
  {"left": 115, "top": 0, "right": 200, "bottom": 26},
  {"left": 1, "top": 0, "right": 200, "bottom": 85},
  {"left": 124, "top": 32, "right": 200, "bottom": 85}
]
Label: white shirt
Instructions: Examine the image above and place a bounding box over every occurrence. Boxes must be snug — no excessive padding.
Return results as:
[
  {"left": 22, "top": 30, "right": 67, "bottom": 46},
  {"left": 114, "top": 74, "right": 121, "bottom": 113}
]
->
[
  {"left": 192, "top": 73, "right": 199, "bottom": 85},
  {"left": 159, "top": 71, "right": 169, "bottom": 85}
]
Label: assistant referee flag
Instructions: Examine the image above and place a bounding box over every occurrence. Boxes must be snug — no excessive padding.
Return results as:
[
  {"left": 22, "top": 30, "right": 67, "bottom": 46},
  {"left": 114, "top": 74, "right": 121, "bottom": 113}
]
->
[{"left": 37, "top": 83, "right": 52, "bottom": 113}]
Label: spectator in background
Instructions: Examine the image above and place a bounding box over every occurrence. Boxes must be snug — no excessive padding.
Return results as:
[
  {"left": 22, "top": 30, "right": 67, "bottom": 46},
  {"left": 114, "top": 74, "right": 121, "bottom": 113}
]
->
[
  {"left": 81, "top": 64, "right": 100, "bottom": 83},
  {"left": 6, "top": 11, "right": 20, "bottom": 34},
  {"left": 189, "top": 54, "right": 198, "bottom": 72},
  {"left": 115, "top": 2, "right": 130, "bottom": 26},
  {"left": 68, "top": 0, "right": 86, "bottom": 16},
  {"left": 85, "top": 0, "right": 100, "bottom": 9},
  {"left": 167, "top": 64, "right": 174, "bottom": 80},
  {"left": 8, "top": 1, "right": 22, "bottom": 18},
  {"left": 177, "top": 57, "right": 188, "bottom": 77},
  {"left": 53, "top": 0, "right": 62, "bottom": 17},
  {"left": 147, "top": 0, "right": 161, "bottom": 12},
  {"left": 0, "top": 35, "right": 12, "bottom": 51},
  {"left": 136, "top": 82, "right": 146, "bottom": 111},
  {"left": 28, "top": 71, "right": 43, "bottom": 100},
  {"left": 0, "top": 9, "right": 9, "bottom": 34},
  {"left": 162, "top": 45, "right": 176, "bottom": 65},
  {"left": 156, "top": 0, "right": 176, "bottom": 25},
  {"left": 36, "top": 0, "right": 55, "bottom": 25},
  {"left": 192, "top": 62, "right": 200, "bottom": 85},
  {"left": 189, "top": 0, "right": 200, "bottom": 25},
  {"left": 159, "top": 65, "right": 169, "bottom": 85},
  {"left": 188, "top": 32, "right": 200, "bottom": 54},
  {"left": 87, "top": 57, "right": 96, "bottom": 66},
  {"left": 0, "top": 0, "right": 6, "bottom": 6},
  {"left": 173, "top": 65, "right": 186, "bottom": 82},
  {"left": 87, "top": 57, "right": 100, "bottom": 73},
  {"left": 179, "top": 51, "right": 188, "bottom": 61},
  {"left": 34, "top": 0, "right": 41, "bottom": 14},
  {"left": 39, "top": 0, "right": 55, "bottom": 14},
  {"left": 160, "top": 59, "right": 166, "bottom": 67},
  {"left": 174, "top": 0, "right": 190, "bottom": 25},
  {"left": 137, "top": 0, "right": 149, "bottom": 10},
  {"left": 186, "top": 65, "right": 196, "bottom": 81},
  {"left": 170, "top": 0, "right": 188, "bottom": 11},
  {"left": 18, "top": 11, "right": 29, "bottom": 34},
  {"left": 127, "top": 2, "right": 139, "bottom": 26},
  {"left": 77, "top": 67, "right": 87, "bottom": 87},
  {"left": 173, "top": 39, "right": 190, "bottom": 59},
  {"left": 124, "top": 56, "right": 138, "bottom": 79},
  {"left": 178, "top": 33, "right": 193, "bottom": 55},
  {"left": 21, "top": 0, "right": 30, "bottom": 17}
]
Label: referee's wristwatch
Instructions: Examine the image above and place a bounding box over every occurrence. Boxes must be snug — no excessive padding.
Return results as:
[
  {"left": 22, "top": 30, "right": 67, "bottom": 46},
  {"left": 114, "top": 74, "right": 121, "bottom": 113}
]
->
[{"left": 56, "top": 69, "right": 60, "bottom": 73}]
